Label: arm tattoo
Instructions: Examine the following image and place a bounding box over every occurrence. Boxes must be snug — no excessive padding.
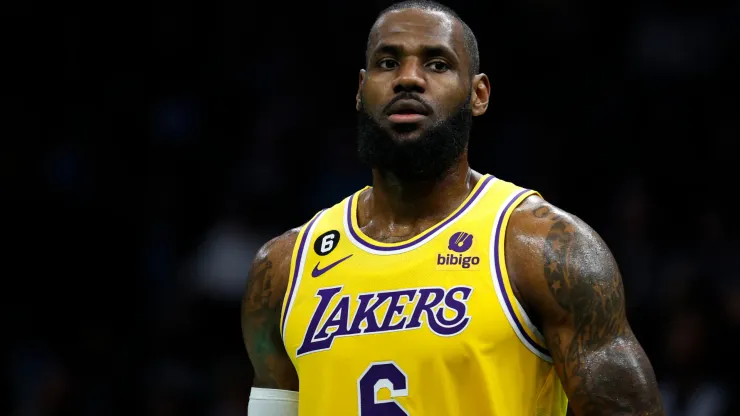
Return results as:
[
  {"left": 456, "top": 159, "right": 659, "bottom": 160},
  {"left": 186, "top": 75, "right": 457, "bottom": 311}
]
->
[
  {"left": 242, "top": 235, "right": 299, "bottom": 390},
  {"left": 544, "top": 214, "right": 625, "bottom": 344},
  {"left": 536, "top": 206, "right": 663, "bottom": 415},
  {"left": 244, "top": 258, "right": 276, "bottom": 313}
]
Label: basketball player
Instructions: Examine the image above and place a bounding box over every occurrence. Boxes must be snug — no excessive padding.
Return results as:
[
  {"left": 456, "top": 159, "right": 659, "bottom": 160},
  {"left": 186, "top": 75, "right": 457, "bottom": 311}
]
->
[{"left": 242, "top": 1, "right": 664, "bottom": 415}]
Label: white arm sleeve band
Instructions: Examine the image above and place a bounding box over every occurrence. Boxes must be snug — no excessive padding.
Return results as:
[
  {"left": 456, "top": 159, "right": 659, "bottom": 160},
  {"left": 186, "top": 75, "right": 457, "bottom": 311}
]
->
[{"left": 248, "top": 387, "right": 298, "bottom": 416}]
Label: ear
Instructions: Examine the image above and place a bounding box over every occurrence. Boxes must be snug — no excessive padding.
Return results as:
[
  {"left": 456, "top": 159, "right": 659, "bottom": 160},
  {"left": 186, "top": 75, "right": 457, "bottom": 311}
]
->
[
  {"left": 356, "top": 69, "right": 366, "bottom": 111},
  {"left": 470, "top": 73, "right": 491, "bottom": 117}
]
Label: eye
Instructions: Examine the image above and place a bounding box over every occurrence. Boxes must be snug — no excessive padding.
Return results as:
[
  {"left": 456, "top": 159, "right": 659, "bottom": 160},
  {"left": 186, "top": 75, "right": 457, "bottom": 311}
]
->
[
  {"left": 428, "top": 61, "right": 449, "bottom": 72},
  {"left": 378, "top": 59, "right": 399, "bottom": 70}
]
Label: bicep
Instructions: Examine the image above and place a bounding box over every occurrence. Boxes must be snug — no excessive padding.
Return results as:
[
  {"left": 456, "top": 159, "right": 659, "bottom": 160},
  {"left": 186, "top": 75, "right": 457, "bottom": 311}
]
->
[
  {"left": 540, "top": 216, "right": 663, "bottom": 415},
  {"left": 242, "top": 236, "right": 299, "bottom": 391},
  {"left": 508, "top": 200, "right": 663, "bottom": 415}
]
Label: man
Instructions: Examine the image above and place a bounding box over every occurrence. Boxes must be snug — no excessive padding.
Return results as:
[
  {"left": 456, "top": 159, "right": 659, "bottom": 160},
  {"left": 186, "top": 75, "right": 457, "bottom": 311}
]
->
[{"left": 242, "top": 1, "right": 664, "bottom": 415}]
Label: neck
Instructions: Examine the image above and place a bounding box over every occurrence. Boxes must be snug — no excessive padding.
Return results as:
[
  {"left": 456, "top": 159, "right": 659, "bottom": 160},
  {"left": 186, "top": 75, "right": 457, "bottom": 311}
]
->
[{"left": 365, "top": 153, "right": 476, "bottom": 225}]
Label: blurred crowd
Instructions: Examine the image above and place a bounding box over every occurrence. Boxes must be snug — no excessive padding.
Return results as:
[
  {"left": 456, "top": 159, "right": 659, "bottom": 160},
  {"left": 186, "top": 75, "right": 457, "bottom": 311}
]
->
[{"left": 5, "top": 0, "right": 739, "bottom": 415}]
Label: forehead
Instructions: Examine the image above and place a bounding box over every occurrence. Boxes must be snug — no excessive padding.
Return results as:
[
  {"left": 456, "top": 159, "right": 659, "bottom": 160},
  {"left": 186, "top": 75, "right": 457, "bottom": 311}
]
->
[{"left": 370, "top": 9, "right": 463, "bottom": 54}]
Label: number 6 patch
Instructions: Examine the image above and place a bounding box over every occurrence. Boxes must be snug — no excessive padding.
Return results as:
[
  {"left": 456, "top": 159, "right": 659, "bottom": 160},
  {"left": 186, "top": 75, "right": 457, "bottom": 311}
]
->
[{"left": 314, "top": 230, "right": 340, "bottom": 256}]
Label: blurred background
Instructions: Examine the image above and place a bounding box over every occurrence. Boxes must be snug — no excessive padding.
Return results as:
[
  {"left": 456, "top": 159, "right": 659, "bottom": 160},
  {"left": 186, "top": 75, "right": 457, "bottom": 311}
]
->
[{"left": 4, "top": 0, "right": 740, "bottom": 415}]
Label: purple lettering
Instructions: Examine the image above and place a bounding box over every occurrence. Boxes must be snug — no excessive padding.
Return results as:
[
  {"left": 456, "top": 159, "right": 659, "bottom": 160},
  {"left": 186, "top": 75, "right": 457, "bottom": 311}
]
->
[
  {"left": 315, "top": 295, "right": 351, "bottom": 340},
  {"left": 405, "top": 288, "right": 445, "bottom": 330},
  {"left": 349, "top": 293, "right": 383, "bottom": 333},
  {"left": 437, "top": 254, "right": 481, "bottom": 268},
  {"left": 296, "top": 286, "right": 342, "bottom": 356},
  {"left": 432, "top": 286, "right": 473, "bottom": 336},
  {"left": 296, "top": 285, "right": 473, "bottom": 357},
  {"left": 378, "top": 289, "right": 418, "bottom": 331}
]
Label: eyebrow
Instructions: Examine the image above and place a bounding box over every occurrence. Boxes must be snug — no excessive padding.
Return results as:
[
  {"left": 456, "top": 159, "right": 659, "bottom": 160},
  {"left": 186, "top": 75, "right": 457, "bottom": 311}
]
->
[{"left": 372, "top": 42, "right": 459, "bottom": 62}]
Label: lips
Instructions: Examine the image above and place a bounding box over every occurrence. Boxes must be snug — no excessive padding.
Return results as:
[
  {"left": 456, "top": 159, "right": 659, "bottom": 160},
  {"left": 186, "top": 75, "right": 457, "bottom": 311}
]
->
[
  {"left": 385, "top": 99, "right": 430, "bottom": 124},
  {"left": 386, "top": 99, "right": 430, "bottom": 116}
]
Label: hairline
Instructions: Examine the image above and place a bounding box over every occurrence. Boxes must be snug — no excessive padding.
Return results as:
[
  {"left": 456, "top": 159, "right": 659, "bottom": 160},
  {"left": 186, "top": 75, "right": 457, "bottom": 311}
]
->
[{"left": 365, "top": 6, "right": 480, "bottom": 77}]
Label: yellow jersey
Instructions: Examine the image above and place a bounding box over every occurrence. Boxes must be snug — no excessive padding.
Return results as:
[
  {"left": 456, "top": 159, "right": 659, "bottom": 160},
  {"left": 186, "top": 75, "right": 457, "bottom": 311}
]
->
[{"left": 280, "top": 174, "right": 568, "bottom": 415}]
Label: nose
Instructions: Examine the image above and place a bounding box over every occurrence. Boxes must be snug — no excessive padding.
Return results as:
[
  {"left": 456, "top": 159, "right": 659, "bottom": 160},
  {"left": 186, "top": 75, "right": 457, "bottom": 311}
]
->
[{"left": 392, "top": 59, "right": 426, "bottom": 94}]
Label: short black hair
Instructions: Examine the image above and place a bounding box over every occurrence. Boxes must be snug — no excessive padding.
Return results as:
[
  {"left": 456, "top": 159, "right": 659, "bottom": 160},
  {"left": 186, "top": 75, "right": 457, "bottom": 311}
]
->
[{"left": 366, "top": 0, "right": 480, "bottom": 76}]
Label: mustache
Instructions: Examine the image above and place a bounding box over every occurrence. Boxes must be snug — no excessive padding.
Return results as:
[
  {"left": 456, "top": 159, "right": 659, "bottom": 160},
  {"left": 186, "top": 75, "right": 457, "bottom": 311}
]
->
[{"left": 382, "top": 92, "right": 433, "bottom": 115}]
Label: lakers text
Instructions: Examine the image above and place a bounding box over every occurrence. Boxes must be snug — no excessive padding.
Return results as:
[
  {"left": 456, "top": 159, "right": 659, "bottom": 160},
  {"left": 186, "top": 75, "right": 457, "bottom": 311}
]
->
[{"left": 296, "top": 285, "right": 474, "bottom": 356}]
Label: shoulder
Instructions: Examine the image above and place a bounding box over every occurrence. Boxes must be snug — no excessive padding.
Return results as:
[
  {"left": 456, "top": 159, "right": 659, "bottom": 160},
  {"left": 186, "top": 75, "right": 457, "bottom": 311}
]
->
[
  {"left": 254, "top": 227, "right": 302, "bottom": 273},
  {"left": 505, "top": 194, "right": 613, "bottom": 272},
  {"left": 242, "top": 226, "right": 302, "bottom": 315},
  {"left": 504, "top": 194, "right": 601, "bottom": 255},
  {"left": 504, "top": 194, "right": 623, "bottom": 321}
]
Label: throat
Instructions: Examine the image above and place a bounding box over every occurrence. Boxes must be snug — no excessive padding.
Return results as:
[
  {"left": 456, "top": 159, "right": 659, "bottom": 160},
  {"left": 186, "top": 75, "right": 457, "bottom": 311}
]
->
[
  {"left": 360, "top": 216, "right": 448, "bottom": 244},
  {"left": 356, "top": 167, "right": 482, "bottom": 244}
]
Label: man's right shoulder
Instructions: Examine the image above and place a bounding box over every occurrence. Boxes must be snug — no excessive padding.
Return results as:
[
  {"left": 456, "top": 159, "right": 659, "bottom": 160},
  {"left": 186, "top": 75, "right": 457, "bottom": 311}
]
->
[
  {"left": 255, "top": 227, "right": 302, "bottom": 269},
  {"left": 242, "top": 227, "right": 301, "bottom": 315}
]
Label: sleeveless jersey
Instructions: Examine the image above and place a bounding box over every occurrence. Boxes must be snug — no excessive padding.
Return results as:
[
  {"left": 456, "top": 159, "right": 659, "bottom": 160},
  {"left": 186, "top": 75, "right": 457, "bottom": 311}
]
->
[{"left": 280, "top": 174, "right": 568, "bottom": 415}]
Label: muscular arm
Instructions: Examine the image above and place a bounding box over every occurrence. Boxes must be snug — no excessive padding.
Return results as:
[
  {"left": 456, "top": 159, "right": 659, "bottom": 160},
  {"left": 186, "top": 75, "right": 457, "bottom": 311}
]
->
[
  {"left": 241, "top": 229, "right": 300, "bottom": 391},
  {"left": 506, "top": 196, "right": 664, "bottom": 415}
]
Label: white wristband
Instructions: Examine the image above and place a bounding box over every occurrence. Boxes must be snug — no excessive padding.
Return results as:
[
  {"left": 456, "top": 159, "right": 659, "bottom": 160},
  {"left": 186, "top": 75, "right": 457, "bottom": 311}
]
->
[{"left": 248, "top": 387, "right": 298, "bottom": 416}]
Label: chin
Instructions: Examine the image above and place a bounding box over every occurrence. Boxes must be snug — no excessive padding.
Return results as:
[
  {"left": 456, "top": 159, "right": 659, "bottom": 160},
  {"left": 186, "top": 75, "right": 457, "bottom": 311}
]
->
[
  {"left": 388, "top": 130, "right": 425, "bottom": 143},
  {"left": 386, "top": 123, "right": 430, "bottom": 142},
  {"left": 357, "top": 102, "right": 471, "bottom": 180}
]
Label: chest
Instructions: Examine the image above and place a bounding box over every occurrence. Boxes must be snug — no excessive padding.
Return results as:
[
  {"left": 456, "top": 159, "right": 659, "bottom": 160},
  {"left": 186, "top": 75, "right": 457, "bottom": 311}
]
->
[{"left": 283, "top": 250, "right": 516, "bottom": 363}]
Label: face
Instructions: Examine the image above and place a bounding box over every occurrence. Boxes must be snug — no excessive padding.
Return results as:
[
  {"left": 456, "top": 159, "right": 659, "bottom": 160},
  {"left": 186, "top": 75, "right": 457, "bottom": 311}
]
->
[{"left": 356, "top": 8, "right": 490, "bottom": 180}]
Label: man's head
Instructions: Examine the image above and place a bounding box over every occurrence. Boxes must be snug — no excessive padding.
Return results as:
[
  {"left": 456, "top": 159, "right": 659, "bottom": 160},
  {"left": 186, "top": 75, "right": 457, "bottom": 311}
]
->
[{"left": 356, "top": 0, "right": 491, "bottom": 181}]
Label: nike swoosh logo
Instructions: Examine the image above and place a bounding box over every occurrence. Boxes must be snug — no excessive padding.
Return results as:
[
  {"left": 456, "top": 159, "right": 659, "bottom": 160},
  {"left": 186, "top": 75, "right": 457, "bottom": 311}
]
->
[{"left": 311, "top": 254, "right": 353, "bottom": 278}]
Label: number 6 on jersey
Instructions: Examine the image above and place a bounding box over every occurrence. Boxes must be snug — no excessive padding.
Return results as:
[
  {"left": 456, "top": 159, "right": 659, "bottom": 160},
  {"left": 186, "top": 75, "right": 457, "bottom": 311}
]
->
[
  {"left": 314, "top": 230, "right": 340, "bottom": 256},
  {"left": 357, "top": 362, "right": 410, "bottom": 415}
]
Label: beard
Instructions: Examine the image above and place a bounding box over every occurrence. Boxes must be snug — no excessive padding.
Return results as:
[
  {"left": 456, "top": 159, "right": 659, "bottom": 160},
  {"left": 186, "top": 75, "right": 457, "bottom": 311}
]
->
[{"left": 357, "top": 95, "right": 473, "bottom": 182}]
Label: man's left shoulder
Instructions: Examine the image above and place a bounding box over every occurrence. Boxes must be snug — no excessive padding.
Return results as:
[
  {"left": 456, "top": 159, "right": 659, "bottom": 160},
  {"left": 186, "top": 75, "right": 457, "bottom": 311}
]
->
[
  {"left": 503, "top": 194, "right": 619, "bottom": 309},
  {"left": 506, "top": 194, "right": 600, "bottom": 246}
]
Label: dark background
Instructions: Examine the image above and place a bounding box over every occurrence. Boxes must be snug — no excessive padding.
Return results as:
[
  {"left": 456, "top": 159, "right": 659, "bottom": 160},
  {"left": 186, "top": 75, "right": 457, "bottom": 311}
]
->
[{"left": 5, "top": 0, "right": 740, "bottom": 415}]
